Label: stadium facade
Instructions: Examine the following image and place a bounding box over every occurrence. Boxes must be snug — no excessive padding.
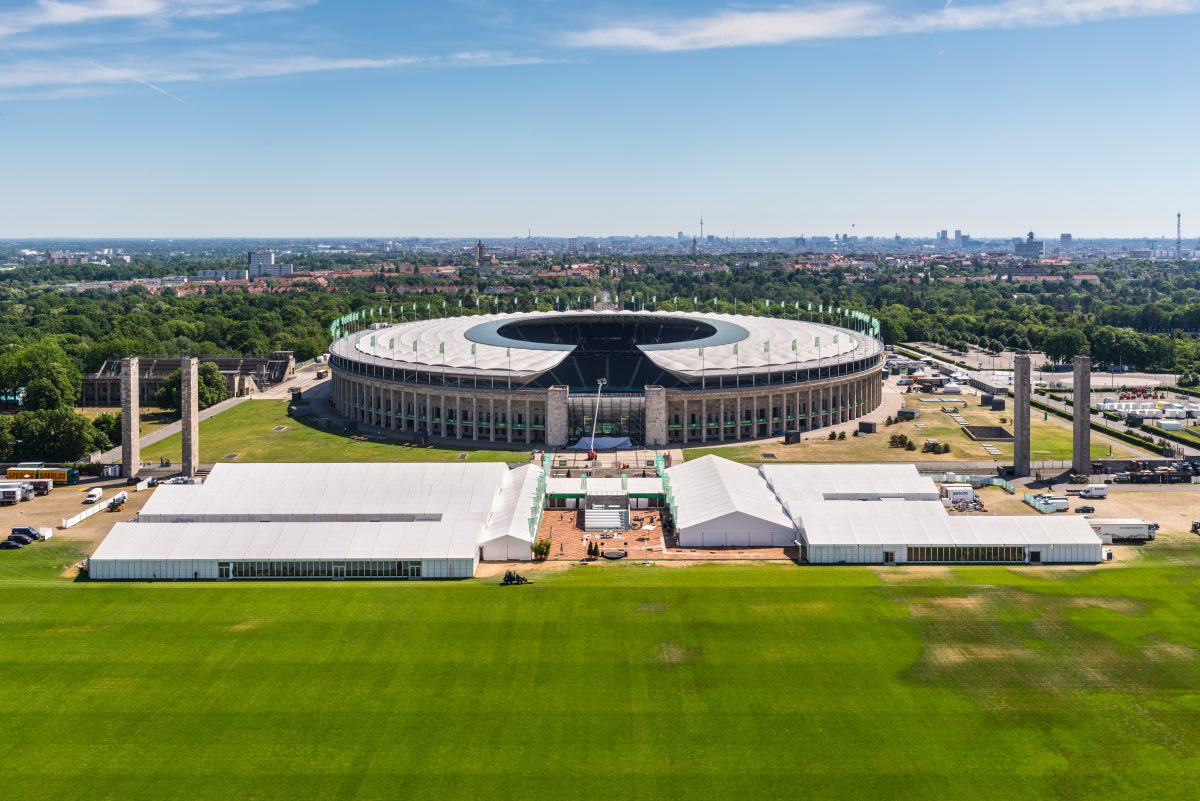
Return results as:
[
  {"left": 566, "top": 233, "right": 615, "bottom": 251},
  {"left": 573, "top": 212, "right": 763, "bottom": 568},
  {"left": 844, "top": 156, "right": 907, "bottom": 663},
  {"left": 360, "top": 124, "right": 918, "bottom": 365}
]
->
[{"left": 328, "top": 311, "right": 884, "bottom": 447}]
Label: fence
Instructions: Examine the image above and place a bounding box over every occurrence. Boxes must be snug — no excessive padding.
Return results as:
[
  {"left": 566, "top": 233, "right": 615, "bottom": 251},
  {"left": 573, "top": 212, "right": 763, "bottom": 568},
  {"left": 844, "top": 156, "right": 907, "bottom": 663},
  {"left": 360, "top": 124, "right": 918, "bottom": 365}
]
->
[
  {"left": 61, "top": 503, "right": 107, "bottom": 529},
  {"left": 930, "top": 473, "right": 1016, "bottom": 494},
  {"left": 1022, "top": 493, "right": 1061, "bottom": 514}
]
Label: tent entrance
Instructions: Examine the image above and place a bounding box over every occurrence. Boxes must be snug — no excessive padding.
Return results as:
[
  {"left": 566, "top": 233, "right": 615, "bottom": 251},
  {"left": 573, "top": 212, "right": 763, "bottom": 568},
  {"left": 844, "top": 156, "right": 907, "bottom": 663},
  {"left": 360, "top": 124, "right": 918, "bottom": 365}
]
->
[{"left": 332, "top": 563, "right": 346, "bottom": 580}]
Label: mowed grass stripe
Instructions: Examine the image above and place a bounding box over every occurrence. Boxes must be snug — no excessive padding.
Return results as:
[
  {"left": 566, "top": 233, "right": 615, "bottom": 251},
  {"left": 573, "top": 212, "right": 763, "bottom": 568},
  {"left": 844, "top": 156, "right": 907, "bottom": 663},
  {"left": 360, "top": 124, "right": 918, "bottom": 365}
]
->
[{"left": 0, "top": 546, "right": 1197, "bottom": 800}]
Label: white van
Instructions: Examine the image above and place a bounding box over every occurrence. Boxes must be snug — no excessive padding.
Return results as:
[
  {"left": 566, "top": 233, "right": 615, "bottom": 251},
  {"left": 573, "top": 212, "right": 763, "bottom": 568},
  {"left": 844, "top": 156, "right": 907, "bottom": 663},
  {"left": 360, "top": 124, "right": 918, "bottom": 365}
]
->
[
  {"left": 1078, "top": 484, "right": 1108, "bottom": 499},
  {"left": 84, "top": 488, "right": 103, "bottom": 504}
]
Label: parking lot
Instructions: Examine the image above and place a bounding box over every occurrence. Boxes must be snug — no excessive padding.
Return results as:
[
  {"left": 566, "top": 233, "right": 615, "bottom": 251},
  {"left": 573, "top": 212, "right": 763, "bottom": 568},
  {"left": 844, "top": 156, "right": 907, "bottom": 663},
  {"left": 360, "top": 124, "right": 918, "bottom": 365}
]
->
[{"left": 0, "top": 476, "right": 158, "bottom": 551}]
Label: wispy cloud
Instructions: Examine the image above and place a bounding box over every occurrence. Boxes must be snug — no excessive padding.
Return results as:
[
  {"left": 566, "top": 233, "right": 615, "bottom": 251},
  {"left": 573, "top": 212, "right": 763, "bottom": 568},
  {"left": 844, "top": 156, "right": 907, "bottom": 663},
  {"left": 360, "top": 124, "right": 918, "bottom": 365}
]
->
[
  {"left": 0, "top": 49, "right": 549, "bottom": 100},
  {"left": 0, "top": 0, "right": 315, "bottom": 38},
  {"left": 564, "top": 0, "right": 1200, "bottom": 51}
]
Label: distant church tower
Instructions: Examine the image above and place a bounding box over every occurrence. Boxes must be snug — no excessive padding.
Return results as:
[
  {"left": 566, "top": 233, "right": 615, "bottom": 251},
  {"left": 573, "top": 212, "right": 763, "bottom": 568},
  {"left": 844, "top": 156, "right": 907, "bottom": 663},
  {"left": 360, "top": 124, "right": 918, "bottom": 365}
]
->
[{"left": 474, "top": 240, "right": 485, "bottom": 266}]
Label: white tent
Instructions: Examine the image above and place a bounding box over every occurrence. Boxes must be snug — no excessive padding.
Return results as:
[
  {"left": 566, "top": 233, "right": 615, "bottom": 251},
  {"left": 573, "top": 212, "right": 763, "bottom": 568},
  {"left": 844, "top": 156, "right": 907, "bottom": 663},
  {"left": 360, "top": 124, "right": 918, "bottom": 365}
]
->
[
  {"left": 479, "top": 465, "right": 544, "bottom": 561},
  {"left": 665, "top": 455, "right": 795, "bottom": 547}
]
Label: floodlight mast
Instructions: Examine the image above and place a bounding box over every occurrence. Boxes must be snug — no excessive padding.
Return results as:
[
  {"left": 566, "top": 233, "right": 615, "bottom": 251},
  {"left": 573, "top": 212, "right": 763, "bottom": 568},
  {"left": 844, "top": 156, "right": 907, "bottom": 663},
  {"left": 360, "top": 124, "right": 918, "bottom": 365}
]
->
[{"left": 590, "top": 378, "right": 607, "bottom": 450}]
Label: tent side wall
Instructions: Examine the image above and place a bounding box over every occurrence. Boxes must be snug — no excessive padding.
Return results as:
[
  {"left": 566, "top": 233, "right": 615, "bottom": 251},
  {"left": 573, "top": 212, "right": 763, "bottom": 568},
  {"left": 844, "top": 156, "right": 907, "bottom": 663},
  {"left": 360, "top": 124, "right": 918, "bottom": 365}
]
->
[
  {"left": 480, "top": 536, "right": 533, "bottom": 562},
  {"left": 678, "top": 511, "right": 795, "bottom": 548},
  {"left": 1037, "top": 544, "right": 1103, "bottom": 564},
  {"left": 807, "top": 545, "right": 886, "bottom": 564},
  {"left": 89, "top": 558, "right": 220, "bottom": 580}
]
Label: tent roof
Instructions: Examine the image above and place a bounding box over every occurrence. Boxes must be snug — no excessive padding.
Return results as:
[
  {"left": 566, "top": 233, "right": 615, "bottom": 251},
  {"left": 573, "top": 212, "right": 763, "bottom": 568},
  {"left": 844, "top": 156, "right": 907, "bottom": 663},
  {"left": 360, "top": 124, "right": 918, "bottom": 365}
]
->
[
  {"left": 481, "top": 465, "right": 543, "bottom": 546},
  {"left": 761, "top": 463, "right": 940, "bottom": 506},
  {"left": 802, "top": 514, "right": 1102, "bottom": 548},
  {"left": 91, "top": 521, "right": 482, "bottom": 563},
  {"left": 139, "top": 462, "right": 510, "bottom": 523},
  {"left": 666, "top": 455, "right": 793, "bottom": 531}
]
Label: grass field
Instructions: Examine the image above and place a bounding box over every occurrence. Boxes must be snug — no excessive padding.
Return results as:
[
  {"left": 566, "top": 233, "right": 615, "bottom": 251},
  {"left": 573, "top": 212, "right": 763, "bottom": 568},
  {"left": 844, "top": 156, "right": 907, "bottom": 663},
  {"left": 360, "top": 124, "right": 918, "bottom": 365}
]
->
[
  {"left": 141, "top": 401, "right": 529, "bottom": 464},
  {"left": 1, "top": 541, "right": 1197, "bottom": 800},
  {"left": 77, "top": 406, "right": 177, "bottom": 437},
  {"left": 685, "top": 393, "right": 1143, "bottom": 463}
]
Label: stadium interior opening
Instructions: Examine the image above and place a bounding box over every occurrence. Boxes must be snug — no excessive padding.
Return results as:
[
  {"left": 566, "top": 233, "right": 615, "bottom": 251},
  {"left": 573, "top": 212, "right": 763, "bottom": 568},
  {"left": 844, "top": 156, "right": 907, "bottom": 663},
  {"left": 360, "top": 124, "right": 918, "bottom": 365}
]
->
[{"left": 496, "top": 317, "right": 719, "bottom": 391}]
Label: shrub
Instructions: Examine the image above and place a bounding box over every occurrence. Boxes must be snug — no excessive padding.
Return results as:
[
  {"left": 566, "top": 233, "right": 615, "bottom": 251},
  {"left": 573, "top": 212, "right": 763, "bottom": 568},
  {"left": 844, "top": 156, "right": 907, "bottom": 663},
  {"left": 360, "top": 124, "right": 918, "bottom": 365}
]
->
[
  {"left": 828, "top": 431, "right": 837, "bottom": 440},
  {"left": 837, "top": 431, "right": 846, "bottom": 440},
  {"left": 905, "top": 441, "right": 916, "bottom": 451}
]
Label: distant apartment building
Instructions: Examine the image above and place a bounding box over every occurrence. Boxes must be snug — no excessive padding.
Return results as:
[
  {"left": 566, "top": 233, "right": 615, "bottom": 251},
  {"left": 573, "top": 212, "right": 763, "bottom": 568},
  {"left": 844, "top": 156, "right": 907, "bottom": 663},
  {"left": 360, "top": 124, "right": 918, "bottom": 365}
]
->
[
  {"left": 198, "top": 269, "right": 250, "bottom": 281},
  {"left": 41, "top": 251, "right": 89, "bottom": 265},
  {"left": 1060, "top": 233, "right": 1073, "bottom": 249},
  {"left": 1014, "top": 232, "right": 1045, "bottom": 259},
  {"left": 246, "top": 251, "right": 294, "bottom": 278}
]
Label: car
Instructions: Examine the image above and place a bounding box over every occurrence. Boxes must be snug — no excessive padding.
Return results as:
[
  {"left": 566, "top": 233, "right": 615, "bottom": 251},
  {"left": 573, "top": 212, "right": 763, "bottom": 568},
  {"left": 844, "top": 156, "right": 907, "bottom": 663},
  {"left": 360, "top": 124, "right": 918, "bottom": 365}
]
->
[
  {"left": 1075, "top": 505, "right": 1096, "bottom": 514},
  {"left": 7, "top": 533, "right": 34, "bottom": 545},
  {"left": 84, "top": 488, "right": 103, "bottom": 504},
  {"left": 0, "top": 540, "right": 22, "bottom": 550},
  {"left": 10, "top": 526, "right": 40, "bottom": 541}
]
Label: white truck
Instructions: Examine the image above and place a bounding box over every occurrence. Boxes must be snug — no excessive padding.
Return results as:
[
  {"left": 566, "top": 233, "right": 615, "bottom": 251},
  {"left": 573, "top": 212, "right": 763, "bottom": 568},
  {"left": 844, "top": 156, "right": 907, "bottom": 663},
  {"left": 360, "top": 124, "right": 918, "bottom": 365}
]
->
[
  {"left": 1087, "top": 519, "right": 1156, "bottom": 542},
  {"left": 0, "top": 481, "right": 35, "bottom": 503},
  {"left": 1078, "top": 484, "right": 1109, "bottom": 499},
  {"left": 941, "top": 484, "right": 979, "bottom": 504}
]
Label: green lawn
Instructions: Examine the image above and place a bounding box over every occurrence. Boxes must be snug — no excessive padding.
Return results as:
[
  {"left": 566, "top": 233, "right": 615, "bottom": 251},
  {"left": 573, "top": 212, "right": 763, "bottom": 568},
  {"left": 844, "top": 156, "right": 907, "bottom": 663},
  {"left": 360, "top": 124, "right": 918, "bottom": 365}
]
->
[
  {"left": 141, "top": 400, "right": 529, "bottom": 464},
  {"left": 686, "top": 395, "right": 1143, "bottom": 463},
  {"left": 1, "top": 541, "right": 1197, "bottom": 800}
]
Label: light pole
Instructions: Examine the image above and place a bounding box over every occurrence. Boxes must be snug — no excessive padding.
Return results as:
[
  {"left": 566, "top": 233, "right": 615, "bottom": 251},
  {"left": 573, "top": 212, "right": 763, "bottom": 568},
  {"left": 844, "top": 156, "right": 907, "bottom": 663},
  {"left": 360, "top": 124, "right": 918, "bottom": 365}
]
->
[{"left": 589, "top": 378, "right": 607, "bottom": 451}]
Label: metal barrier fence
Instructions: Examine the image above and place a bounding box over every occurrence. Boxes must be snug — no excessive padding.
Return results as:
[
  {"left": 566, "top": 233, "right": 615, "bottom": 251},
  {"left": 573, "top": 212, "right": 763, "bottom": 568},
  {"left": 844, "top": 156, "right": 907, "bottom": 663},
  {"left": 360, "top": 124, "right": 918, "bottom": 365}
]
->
[
  {"left": 1022, "top": 493, "right": 1059, "bottom": 514},
  {"left": 931, "top": 473, "right": 1016, "bottom": 494},
  {"left": 61, "top": 502, "right": 107, "bottom": 529}
]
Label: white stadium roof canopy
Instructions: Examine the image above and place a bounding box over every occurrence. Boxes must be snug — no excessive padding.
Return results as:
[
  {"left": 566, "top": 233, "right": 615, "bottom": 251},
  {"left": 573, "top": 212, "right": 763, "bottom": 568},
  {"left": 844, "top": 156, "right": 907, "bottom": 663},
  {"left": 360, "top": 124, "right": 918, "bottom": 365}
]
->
[{"left": 335, "top": 310, "right": 876, "bottom": 379}]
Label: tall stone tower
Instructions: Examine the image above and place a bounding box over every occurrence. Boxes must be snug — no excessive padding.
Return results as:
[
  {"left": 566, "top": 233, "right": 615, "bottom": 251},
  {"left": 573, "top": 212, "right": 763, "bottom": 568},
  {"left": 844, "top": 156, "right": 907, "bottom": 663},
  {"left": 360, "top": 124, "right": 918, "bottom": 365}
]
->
[
  {"left": 1072, "top": 355, "right": 1092, "bottom": 475},
  {"left": 120, "top": 357, "right": 140, "bottom": 478},
  {"left": 181, "top": 357, "right": 200, "bottom": 478},
  {"left": 1012, "top": 355, "right": 1031, "bottom": 477}
]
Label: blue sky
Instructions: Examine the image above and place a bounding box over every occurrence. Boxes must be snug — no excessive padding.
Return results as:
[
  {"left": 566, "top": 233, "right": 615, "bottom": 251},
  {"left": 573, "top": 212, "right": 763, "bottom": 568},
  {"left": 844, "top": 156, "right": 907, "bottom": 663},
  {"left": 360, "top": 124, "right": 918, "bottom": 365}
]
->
[{"left": 0, "top": 0, "right": 1196, "bottom": 239}]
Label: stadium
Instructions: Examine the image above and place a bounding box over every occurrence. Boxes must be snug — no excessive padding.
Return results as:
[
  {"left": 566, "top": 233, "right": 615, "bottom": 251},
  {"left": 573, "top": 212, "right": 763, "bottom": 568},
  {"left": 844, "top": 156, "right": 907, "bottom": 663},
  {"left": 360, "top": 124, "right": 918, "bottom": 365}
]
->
[{"left": 328, "top": 310, "right": 884, "bottom": 448}]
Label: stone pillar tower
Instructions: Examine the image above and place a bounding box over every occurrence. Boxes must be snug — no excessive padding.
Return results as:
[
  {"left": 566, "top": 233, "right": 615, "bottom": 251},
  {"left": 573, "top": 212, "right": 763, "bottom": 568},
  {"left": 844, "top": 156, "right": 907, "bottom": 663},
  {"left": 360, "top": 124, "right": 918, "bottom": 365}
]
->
[
  {"left": 1012, "top": 355, "right": 1031, "bottom": 477},
  {"left": 644, "top": 386, "right": 667, "bottom": 447},
  {"left": 545, "top": 386, "right": 569, "bottom": 448},
  {"left": 181, "top": 357, "right": 200, "bottom": 478},
  {"left": 120, "top": 357, "right": 140, "bottom": 478},
  {"left": 1072, "top": 356, "right": 1092, "bottom": 475}
]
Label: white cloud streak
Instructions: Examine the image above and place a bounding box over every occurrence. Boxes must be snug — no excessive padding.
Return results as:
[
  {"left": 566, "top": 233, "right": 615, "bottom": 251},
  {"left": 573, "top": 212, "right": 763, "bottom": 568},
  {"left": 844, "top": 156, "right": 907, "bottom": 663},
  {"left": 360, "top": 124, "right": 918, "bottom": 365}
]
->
[
  {"left": 0, "top": 50, "right": 549, "bottom": 100},
  {"left": 564, "top": 0, "right": 1200, "bottom": 51},
  {"left": 0, "top": 0, "right": 315, "bottom": 38}
]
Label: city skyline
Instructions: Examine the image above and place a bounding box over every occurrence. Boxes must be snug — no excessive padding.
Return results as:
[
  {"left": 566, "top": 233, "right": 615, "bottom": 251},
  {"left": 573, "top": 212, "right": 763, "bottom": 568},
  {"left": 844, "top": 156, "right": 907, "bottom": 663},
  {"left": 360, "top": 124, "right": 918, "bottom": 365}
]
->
[{"left": 0, "top": 0, "right": 1196, "bottom": 237}]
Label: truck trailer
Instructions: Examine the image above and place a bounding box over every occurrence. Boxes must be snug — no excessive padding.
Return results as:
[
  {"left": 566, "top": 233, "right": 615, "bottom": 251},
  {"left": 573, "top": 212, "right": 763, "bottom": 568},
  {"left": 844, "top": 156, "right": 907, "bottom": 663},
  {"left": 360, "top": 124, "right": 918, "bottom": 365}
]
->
[{"left": 1087, "top": 519, "right": 1156, "bottom": 542}]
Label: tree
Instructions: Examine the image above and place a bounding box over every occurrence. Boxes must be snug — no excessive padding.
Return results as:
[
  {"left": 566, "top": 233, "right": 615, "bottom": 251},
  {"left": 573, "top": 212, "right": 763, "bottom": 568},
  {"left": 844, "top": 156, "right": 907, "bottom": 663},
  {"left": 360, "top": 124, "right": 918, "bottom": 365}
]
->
[
  {"left": 93, "top": 412, "right": 121, "bottom": 447},
  {"left": 1042, "top": 328, "right": 1089, "bottom": 363},
  {"left": 155, "top": 362, "right": 231, "bottom": 412},
  {"left": 6, "top": 409, "right": 109, "bottom": 461},
  {"left": 0, "top": 342, "right": 83, "bottom": 410}
]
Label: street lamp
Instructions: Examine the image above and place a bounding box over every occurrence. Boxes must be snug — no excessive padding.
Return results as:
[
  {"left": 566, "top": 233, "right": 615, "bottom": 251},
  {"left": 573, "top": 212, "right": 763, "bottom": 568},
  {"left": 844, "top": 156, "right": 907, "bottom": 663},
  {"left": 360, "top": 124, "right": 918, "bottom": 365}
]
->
[{"left": 589, "top": 378, "right": 608, "bottom": 451}]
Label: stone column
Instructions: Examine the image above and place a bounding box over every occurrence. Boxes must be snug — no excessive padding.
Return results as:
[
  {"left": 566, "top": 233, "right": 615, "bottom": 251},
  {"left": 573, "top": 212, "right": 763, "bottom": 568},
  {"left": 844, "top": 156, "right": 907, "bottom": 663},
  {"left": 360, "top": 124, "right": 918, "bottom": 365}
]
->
[
  {"left": 506, "top": 398, "right": 513, "bottom": 444},
  {"left": 644, "top": 386, "right": 667, "bottom": 447},
  {"left": 120, "top": 357, "right": 140, "bottom": 479},
  {"left": 1013, "top": 355, "right": 1032, "bottom": 477},
  {"left": 719, "top": 398, "right": 725, "bottom": 442},
  {"left": 472, "top": 397, "right": 479, "bottom": 441},
  {"left": 1072, "top": 355, "right": 1092, "bottom": 475},
  {"left": 525, "top": 399, "right": 532, "bottom": 445},
  {"left": 181, "top": 357, "right": 199, "bottom": 478},
  {"left": 489, "top": 398, "right": 496, "bottom": 442},
  {"left": 546, "top": 386, "right": 569, "bottom": 448}
]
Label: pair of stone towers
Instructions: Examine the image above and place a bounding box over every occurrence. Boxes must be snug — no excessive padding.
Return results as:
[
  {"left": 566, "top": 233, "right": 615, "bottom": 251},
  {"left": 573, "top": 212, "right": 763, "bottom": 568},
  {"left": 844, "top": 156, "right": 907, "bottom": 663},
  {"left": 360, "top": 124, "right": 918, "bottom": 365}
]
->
[
  {"left": 120, "top": 357, "right": 200, "bottom": 479},
  {"left": 1011, "top": 354, "right": 1092, "bottom": 479}
]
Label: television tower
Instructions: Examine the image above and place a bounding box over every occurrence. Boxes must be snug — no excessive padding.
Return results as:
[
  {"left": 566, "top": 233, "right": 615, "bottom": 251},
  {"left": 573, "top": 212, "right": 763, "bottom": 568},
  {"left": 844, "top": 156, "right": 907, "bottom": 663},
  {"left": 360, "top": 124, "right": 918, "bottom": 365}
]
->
[
  {"left": 1178, "top": 212, "right": 1183, "bottom": 259},
  {"left": 700, "top": 214, "right": 705, "bottom": 240}
]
